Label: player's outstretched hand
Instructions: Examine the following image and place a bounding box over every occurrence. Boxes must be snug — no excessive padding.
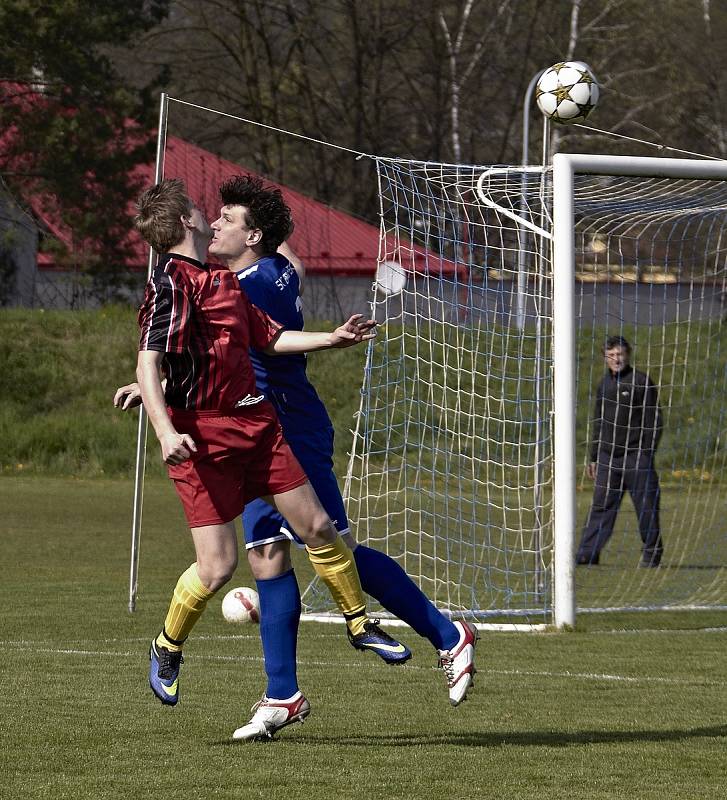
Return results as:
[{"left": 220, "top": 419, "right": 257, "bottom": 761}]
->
[
  {"left": 159, "top": 432, "right": 198, "bottom": 465},
  {"left": 331, "top": 314, "right": 378, "bottom": 348},
  {"left": 114, "top": 382, "right": 142, "bottom": 410}
]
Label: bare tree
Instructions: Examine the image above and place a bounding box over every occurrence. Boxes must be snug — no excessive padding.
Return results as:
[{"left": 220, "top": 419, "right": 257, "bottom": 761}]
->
[
  {"left": 112, "top": 0, "right": 727, "bottom": 218},
  {"left": 699, "top": 0, "right": 727, "bottom": 155},
  {"left": 438, "top": 0, "right": 513, "bottom": 161}
]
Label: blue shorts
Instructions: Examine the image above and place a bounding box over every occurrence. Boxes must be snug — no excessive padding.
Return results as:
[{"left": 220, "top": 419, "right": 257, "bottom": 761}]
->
[{"left": 241, "top": 425, "right": 350, "bottom": 550}]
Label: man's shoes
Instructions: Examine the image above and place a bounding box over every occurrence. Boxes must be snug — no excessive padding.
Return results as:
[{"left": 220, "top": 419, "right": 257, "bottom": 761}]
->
[
  {"left": 438, "top": 621, "right": 479, "bottom": 706},
  {"left": 639, "top": 552, "right": 662, "bottom": 568},
  {"left": 347, "top": 619, "right": 412, "bottom": 665},
  {"left": 149, "top": 639, "right": 183, "bottom": 706},
  {"left": 576, "top": 553, "right": 599, "bottom": 565},
  {"left": 232, "top": 692, "right": 311, "bottom": 741}
]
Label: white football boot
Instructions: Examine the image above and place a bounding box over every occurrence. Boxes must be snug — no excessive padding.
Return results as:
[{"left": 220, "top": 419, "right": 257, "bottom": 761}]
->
[
  {"left": 438, "top": 621, "right": 479, "bottom": 706},
  {"left": 232, "top": 691, "right": 311, "bottom": 741}
]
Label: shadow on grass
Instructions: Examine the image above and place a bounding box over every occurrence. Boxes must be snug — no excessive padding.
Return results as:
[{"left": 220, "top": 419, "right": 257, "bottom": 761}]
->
[{"left": 212, "top": 723, "right": 727, "bottom": 748}]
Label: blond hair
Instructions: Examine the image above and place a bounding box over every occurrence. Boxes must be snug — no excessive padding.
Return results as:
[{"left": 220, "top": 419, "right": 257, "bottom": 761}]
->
[{"left": 134, "top": 178, "right": 191, "bottom": 253}]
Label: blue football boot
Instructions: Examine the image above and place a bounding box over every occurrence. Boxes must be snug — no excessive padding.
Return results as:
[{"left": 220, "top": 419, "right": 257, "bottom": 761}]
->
[
  {"left": 347, "top": 619, "right": 412, "bottom": 665},
  {"left": 149, "top": 639, "right": 183, "bottom": 706}
]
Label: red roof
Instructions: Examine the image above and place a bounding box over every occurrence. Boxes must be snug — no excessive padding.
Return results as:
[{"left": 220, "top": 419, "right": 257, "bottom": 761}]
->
[
  {"left": 31, "top": 133, "right": 459, "bottom": 276},
  {"left": 160, "top": 136, "right": 383, "bottom": 274},
  {"left": 152, "top": 136, "right": 459, "bottom": 276}
]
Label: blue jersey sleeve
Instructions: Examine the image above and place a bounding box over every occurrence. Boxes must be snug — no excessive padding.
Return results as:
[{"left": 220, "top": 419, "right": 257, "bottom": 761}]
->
[{"left": 237, "top": 257, "right": 303, "bottom": 331}]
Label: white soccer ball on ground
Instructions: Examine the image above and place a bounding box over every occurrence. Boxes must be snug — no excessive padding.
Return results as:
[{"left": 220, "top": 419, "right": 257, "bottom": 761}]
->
[
  {"left": 535, "top": 61, "right": 600, "bottom": 125},
  {"left": 221, "top": 586, "right": 260, "bottom": 624}
]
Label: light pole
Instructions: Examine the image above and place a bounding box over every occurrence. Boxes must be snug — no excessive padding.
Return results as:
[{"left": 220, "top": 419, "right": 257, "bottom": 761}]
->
[
  {"left": 522, "top": 68, "right": 546, "bottom": 169},
  {"left": 519, "top": 68, "right": 548, "bottom": 602},
  {"left": 515, "top": 69, "right": 546, "bottom": 331}
]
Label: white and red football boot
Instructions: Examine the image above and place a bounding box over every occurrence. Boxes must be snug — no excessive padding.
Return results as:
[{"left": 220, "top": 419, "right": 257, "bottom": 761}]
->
[
  {"left": 232, "top": 691, "right": 311, "bottom": 741},
  {"left": 438, "top": 621, "right": 479, "bottom": 706}
]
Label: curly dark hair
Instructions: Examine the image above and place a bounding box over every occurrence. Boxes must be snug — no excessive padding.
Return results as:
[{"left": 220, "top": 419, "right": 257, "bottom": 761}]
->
[{"left": 219, "top": 174, "right": 293, "bottom": 254}]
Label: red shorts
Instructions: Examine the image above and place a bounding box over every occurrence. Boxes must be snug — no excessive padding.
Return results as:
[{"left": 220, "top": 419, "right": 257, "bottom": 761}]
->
[{"left": 166, "top": 402, "right": 308, "bottom": 527}]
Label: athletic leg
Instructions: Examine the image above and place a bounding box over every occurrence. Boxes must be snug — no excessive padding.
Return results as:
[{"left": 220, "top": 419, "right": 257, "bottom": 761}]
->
[
  {"left": 270, "top": 481, "right": 368, "bottom": 634},
  {"left": 344, "top": 535, "right": 459, "bottom": 651},
  {"left": 271, "top": 482, "right": 410, "bottom": 663},
  {"left": 150, "top": 521, "right": 237, "bottom": 706},
  {"left": 345, "top": 534, "right": 477, "bottom": 705},
  {"left": 246, "top": 537, "right": 300, "bottom": 700},
  {"left": 286, "top": 427, "right": 459, "bottom": 650},
  {"left": 231, "top": 501, "right": 310, "bottom": 741},
  {"left": 281, "top": 428, "right": 470, "bottom": 697}
]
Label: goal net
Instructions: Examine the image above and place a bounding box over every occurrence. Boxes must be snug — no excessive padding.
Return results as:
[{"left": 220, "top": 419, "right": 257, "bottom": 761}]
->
[
  {"left": 304, "top": 159, "right": 557, "bottom": 627},
  {"left": 302, "top": 154, "right": 727, "bottom": 626}
]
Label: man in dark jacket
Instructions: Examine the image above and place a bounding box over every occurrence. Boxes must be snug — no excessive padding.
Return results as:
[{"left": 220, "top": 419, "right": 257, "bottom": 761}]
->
[{"left": 576, "top": 336, "right": 664, "bottom": 567}]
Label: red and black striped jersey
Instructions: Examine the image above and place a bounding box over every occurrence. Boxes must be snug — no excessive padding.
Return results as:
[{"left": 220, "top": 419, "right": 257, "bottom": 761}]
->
[{"left": 138, "top": 254, "right": 282, "bottom": 411}]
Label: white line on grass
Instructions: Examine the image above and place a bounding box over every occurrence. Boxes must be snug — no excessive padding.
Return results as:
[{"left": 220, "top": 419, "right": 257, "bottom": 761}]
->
[
  {"left": 2, "top": 624, "right": 725, "bottom": 650},
  {"left": 489, "top": 668, "right": 719, "bottom": 685},
  {"left": 597, "top": 626, "right": 727, "bottom": 635},
  {"left": 0, "top": 642, "right": 724, "bottom": 686}
]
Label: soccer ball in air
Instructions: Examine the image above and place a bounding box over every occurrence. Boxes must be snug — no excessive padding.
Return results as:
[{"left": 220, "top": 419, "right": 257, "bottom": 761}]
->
[
  {"left": 535, "top": 61, "right": 599, "bottom": 124},
  {"left": 221, "top": 586, "right": 260, "bottom": 624}
]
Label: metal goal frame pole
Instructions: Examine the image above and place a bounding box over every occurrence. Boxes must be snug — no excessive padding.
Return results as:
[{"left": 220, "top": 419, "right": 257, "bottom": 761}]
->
[
  {"left": 550, "top": 152, "right": 727, "bottom": 630},
  {"left": 128, "top": 92, "right": 170, "bottom": 613}
]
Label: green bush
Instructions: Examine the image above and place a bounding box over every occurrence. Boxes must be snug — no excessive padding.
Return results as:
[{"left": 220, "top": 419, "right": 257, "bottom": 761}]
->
[{"left": 0, "top": 307, "right": 368, "bottom": 477}]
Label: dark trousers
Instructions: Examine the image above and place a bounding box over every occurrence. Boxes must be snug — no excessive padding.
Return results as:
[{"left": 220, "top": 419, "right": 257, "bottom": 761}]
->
[{"left": 577, "top": 451, "right": 663, "bottom": 564}]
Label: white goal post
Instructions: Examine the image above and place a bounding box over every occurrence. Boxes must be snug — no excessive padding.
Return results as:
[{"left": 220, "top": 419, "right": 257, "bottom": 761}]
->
[{"left": 551, "top": 154, "right": 727, "bottom": 628}]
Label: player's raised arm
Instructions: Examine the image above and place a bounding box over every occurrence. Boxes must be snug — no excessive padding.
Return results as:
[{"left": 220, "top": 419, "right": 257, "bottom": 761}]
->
[{"left": 264, "top": 314, "right": 377, "bottom": 355}]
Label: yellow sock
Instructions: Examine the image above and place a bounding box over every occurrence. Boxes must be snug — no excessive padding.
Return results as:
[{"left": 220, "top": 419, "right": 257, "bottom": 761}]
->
[
  {"left": 306, "top": 538, "right": 367, "bottom": 636},
  {"left": 156, "top": 563, "right": 215, "bottom": 652}
]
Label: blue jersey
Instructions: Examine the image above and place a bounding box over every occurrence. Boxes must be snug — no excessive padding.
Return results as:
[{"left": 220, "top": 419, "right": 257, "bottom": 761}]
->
[{"left": 236, "top": 254, "right": 331, "bottom": 429}]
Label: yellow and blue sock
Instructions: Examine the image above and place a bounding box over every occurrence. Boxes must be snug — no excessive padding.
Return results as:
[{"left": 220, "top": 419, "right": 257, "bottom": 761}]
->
[
  {"left": 306, "top": 538, "right": 367, "bottom": 636},
  {"left": 256, "top": 568, "right": 301, "bottom": 700},
  {"left": 156, "top": 562, "right": 215, "bottom": 652},
  {"left": 354, "top": 544, "right": 459, "bottom": 650}
]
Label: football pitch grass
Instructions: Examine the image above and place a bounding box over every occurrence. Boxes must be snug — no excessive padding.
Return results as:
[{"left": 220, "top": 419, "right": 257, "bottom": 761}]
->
[{"left": 2, "top": 477, "right": 726, "bottom": 800}]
